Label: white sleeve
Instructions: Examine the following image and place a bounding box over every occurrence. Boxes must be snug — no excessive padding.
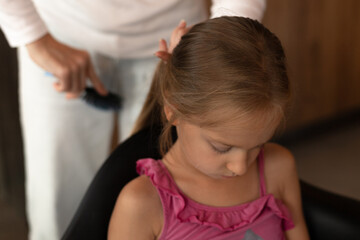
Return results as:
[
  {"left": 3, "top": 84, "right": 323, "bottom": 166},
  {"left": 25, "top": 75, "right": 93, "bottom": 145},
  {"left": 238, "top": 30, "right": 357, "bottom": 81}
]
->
[
  {"left": 210, "top": 0, "right": 267, "bottom": 21},
  {"left": 0, "top": 0, "right": 48, "bottom": 47}
]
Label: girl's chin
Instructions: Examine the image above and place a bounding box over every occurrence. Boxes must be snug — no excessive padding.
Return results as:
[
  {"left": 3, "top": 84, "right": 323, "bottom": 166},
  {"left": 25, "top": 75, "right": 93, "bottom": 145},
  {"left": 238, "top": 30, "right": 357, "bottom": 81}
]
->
[
  {"left": 221, "top": 175, "right": 237, "bottom": 179},
  {"left": 206, "top": 174, "right": 237, "bottom": 180}
]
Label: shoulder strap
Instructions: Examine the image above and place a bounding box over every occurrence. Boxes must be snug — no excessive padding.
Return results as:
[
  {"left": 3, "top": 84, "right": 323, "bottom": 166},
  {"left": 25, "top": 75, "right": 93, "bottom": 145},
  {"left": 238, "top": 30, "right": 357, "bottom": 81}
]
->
[{"left": 258, "top": 148, "right": 267, "bottom": 196}]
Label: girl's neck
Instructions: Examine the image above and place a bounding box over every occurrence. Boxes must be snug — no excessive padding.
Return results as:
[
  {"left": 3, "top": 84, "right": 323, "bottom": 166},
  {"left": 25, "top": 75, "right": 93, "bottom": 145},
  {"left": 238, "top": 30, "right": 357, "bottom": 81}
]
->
[{"left": 162, "top": 142, "right": 261, "bottom": 207}]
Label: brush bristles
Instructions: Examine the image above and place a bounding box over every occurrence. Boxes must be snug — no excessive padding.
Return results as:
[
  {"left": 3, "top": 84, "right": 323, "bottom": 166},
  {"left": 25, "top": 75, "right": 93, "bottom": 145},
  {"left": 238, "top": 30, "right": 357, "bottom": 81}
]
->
[{"left": 83, "top": 87, "right": 122, "bottom": 111}]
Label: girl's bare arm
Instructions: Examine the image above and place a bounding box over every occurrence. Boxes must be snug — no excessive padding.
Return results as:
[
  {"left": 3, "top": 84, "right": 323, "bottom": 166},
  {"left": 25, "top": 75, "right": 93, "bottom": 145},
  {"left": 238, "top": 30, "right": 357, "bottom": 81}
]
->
[{"left": 265, "top": 144, "right": 310, "bottom": 240}]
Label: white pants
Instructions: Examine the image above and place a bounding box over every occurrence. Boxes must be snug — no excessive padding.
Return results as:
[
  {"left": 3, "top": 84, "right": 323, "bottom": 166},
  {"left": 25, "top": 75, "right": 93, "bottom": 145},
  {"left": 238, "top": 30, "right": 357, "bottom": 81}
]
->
[{"left": 18, "top": 47, "right": 158, "bottom": 240}]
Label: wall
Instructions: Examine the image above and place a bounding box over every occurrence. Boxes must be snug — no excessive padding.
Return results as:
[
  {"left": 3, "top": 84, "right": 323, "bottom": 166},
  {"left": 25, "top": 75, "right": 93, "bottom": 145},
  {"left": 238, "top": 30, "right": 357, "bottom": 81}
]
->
[{"left": 262, "top": 0, "right": 360, "bottom": 130}]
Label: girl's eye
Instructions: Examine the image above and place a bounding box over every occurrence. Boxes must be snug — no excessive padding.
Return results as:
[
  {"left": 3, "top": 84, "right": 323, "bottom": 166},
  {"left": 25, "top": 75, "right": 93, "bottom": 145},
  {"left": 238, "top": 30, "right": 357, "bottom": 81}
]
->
[{"left": 211, "top": 145, "right": 232, "bottom": 154}]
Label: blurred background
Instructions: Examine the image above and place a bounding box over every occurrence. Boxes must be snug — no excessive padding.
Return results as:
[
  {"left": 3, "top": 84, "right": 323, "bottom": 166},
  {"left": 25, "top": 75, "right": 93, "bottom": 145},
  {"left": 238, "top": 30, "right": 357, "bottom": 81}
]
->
[{"left": 1, "top": 0, "right": 359, "bottom": 239}]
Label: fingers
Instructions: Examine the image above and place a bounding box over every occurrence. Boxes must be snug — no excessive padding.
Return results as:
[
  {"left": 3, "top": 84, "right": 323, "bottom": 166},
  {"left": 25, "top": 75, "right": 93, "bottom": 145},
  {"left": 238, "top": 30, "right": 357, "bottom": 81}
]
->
[
  {"left": 155, "top": 19, "right": 189, "bottom": 62},
  {"left": 51, "top": 50, "right": 107, "bottom": 98},
  {"left": 55, "top": 63, "right": 107, "bottom": 99},
  {"left": 27, "top": 35, "right": 106, "bottom": 99},
  {"left": 159, "top": 38, "right": 168, "bottom": 53},
  {"left": 155, "top": 51, "right": 171, "bottom": 62},
  {"left": 66, "top": 92, "right": 81, "bottom": 99},
  {"left": 178, "top": 19, "right": 186, "bottom": 28},
  {"left": 87, "top": 63, "right": 108, "bottom": 96},
  {"left": 169, "top": 19, "right": 189, "bottom": 53},
  {"left": 53, "top": 59, "right": 85, "bottom": 96},
  {"left": 155, "top": 39, "right": 171, "bottom": 62}
]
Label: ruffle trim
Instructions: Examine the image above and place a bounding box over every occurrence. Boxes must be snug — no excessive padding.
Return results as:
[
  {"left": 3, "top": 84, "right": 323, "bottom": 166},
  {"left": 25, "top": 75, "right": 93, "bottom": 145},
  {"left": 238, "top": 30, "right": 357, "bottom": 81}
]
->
[{"left": 137, "top": 158, "right": 294, "bottom": 232}]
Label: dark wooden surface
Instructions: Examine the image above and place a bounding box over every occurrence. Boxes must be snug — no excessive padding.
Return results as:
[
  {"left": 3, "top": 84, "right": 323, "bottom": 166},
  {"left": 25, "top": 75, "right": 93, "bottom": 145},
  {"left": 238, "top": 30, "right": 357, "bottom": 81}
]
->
[
  {"left": 0, "top": 29, "right": 25, "bottom": 211},
  {"left": 263, "top": 0, "right": 360, "bottom": 129}
]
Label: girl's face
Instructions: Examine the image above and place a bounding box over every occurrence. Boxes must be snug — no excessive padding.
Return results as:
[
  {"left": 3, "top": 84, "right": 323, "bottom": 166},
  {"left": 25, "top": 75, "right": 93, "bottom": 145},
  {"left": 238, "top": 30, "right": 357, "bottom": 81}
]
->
[{"left": 172, "top": 111, "right": 281, "bottom": 180}]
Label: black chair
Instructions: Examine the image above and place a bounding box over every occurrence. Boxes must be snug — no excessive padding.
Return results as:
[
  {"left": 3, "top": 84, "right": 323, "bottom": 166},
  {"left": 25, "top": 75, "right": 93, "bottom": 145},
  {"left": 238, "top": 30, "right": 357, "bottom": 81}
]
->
[{"left": 62, "top": 126, "right": 360, "bottom": 240}]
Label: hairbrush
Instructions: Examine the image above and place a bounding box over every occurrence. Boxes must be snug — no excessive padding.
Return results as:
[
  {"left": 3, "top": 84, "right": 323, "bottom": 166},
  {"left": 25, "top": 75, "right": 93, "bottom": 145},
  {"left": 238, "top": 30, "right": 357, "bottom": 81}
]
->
[
  {"left": 45, "top": 72, "right": 121, "bottom": 111},
  {"left": 82, "top": 87, "right": 121, "bottom": 111}
]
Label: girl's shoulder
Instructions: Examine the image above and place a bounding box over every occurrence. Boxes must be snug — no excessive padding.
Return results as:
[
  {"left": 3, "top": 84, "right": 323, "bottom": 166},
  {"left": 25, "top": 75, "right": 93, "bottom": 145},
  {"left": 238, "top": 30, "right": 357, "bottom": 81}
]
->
[
  {"left": 262, "top": 143, "right": 297, "bottom": 197},
  {"left": 263, "top": 143, "right": 296, "bottom": 169},
  {"left": 108, "top": 175, "right": 163, "bottom": 239},
  {"left": 120, "top": 175, "right": 161, "bottom": 206},
  {"left": 117, "top": 175, "right": 163, "bottom": 219}
]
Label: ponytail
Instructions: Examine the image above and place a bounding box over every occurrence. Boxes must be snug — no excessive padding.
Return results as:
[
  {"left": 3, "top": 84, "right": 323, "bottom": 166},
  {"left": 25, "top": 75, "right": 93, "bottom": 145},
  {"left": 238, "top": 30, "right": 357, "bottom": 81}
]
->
[
  {"left": 131, "top": 61, "right": 164, "bottom": 135},
  {"left": 131, "top": 60, "right": 176, "bottom": 156}
]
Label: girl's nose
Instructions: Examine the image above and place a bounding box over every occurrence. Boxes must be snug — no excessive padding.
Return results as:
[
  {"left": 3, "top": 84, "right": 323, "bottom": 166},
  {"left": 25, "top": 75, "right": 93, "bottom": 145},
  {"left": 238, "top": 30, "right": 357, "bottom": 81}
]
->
[{"left": 226, "top": 152, "right": 248, "bottom": 176}]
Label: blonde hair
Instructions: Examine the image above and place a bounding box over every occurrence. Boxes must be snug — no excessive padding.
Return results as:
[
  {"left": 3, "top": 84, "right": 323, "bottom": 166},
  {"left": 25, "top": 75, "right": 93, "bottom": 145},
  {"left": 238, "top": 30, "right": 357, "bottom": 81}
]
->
[{"left": 133, "top": 17, "right": 290, "bottom": 156}]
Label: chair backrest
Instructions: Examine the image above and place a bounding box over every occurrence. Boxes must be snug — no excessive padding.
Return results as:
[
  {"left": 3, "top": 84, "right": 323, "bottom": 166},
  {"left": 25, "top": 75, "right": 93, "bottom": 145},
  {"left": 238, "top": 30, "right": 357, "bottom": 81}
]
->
[
  {"left": 61, "top": 126, "right": 162, "bottom": 240},
  {"left": 300, "top": 181, "right": 360, "bottom": 239},
  {"left": 62, "top": 126, "right": 360, "bottom": 240}
]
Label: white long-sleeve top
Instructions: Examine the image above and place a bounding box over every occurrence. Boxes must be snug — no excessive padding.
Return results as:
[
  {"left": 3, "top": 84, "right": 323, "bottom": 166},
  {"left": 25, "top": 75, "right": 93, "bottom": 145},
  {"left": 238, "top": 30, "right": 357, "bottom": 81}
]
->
[{"left": 0, "top": 0, "right": 266, "bottom": 58}]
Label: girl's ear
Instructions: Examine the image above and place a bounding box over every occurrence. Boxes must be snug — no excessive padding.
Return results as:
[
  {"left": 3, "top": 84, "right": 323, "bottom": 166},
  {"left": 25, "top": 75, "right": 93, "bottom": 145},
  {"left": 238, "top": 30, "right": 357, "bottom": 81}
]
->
[{"left": 164, "top": 104, "right": 178, "bottom": 125}]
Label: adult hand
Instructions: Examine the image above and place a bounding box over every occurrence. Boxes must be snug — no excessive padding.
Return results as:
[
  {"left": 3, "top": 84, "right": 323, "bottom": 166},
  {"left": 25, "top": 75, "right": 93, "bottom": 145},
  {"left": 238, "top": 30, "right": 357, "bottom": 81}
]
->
[
  {"left": 155, "top": 20, "right": 191, "bottom": 62},
  {"left": 26, "top": 33, "right": 108, "bottom": 99}
]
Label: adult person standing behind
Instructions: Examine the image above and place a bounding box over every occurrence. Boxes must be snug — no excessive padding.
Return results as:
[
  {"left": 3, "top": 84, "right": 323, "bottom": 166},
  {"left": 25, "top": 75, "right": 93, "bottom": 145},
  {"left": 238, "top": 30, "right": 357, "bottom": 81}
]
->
[{"left": 0, "top": 1, "right": 266, "bottom": 239}]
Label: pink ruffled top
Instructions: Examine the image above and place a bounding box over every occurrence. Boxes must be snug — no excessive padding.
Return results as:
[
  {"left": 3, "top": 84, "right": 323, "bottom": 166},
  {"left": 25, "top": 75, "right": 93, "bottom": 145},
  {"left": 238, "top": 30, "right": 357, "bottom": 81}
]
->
[{"left": 136, "top": 150, "right": 294, "bottom": 240}]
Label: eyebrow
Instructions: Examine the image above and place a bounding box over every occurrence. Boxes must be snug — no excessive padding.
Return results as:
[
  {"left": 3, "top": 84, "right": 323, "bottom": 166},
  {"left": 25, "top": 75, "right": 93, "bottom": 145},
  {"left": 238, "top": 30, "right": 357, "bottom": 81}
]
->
[{"left": 207, "top": 137, "right": 265, "bottom": 150}]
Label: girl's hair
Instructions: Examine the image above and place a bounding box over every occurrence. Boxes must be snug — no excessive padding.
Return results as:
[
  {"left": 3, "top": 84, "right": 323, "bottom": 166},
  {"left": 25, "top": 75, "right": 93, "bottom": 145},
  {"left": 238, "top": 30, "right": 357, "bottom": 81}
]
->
[{"left": 133, "top": 16, "right": 290, "bottom": 156}]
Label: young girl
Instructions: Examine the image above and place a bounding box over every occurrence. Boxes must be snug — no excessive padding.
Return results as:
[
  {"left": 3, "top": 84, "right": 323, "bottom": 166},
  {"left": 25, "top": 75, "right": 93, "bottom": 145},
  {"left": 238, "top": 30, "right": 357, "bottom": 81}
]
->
[{"left": 108, "top": 17, "right": 309, "bottom": 240}]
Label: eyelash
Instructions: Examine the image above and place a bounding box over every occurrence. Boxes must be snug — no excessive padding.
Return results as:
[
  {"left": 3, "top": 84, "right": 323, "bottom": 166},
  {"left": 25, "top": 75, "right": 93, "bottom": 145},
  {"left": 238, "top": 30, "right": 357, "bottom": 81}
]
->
[
  {"left": 211, "top": 144, "right": 264, "bottom": 155},
  {"left": 211, "top": 145, "right": 232, "bottom": 154}
]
